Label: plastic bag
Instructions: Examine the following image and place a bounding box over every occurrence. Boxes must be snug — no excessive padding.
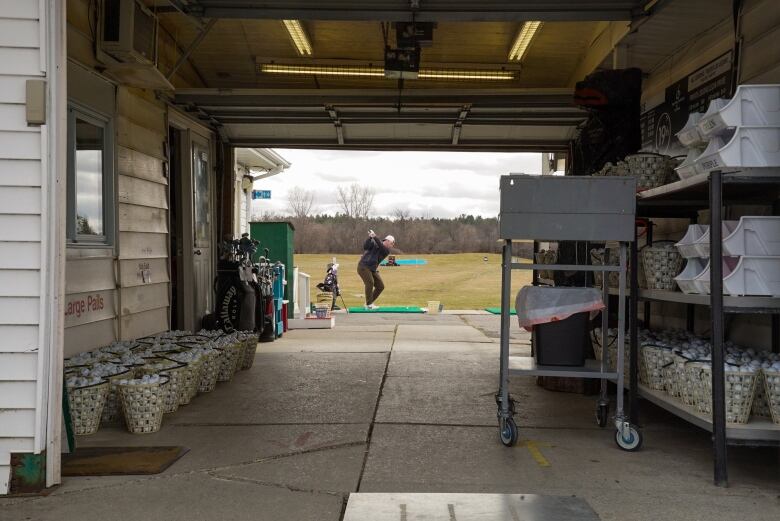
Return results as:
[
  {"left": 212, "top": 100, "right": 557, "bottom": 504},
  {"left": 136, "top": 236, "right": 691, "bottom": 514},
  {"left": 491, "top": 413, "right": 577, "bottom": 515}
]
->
[{"left": 515, "top": 286, "right": 604, "bottom": 329}]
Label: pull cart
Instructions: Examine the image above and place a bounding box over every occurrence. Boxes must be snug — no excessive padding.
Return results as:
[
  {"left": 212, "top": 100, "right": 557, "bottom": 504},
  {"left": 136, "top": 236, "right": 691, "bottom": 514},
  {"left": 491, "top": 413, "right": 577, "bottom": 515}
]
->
[{"left": 496, "top": 174, "right": 642, "bottom": 450}]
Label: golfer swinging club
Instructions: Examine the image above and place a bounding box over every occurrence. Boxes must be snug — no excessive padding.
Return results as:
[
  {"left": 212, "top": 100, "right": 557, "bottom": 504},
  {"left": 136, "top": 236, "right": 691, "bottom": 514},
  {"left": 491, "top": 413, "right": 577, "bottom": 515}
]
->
[{"left": 357, "top": 229, "right": 395, "bottom": 310}]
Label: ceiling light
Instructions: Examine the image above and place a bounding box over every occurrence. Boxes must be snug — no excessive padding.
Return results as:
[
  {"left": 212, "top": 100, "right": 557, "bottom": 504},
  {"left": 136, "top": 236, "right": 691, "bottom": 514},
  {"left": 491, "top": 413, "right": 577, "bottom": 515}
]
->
[
  {"left": 508, "top": 21, "right": 542, "bottom": 61},
  {"left": 261, "top": 64, "right": 384, "bottom": 77},
  {"left": 260, "top": 64, "right": 515, "bottom": 81},
  {"left": 282, "top": 20, "right": 312, "bottom": 56}
]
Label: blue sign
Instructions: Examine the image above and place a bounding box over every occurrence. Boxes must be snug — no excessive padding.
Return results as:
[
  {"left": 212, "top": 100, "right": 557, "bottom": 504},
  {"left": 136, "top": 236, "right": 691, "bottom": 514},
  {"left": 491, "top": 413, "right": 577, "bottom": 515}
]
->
[{"left": 252, "top": 190, "right": 271, "bottom": 200}]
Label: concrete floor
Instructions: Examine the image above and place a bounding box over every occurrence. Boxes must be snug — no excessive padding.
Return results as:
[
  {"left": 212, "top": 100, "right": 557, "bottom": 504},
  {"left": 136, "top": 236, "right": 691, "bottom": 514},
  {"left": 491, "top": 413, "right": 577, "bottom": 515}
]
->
[{"left": 2, "top": 314, "right": 778, "bottom": 520}]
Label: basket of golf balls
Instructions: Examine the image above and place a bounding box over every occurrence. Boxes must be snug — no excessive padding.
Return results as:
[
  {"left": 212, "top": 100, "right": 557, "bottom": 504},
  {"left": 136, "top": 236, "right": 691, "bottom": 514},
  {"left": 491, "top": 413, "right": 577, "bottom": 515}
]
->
[
  {"left": 138, "top": 358, "right": 187, "bottom": 413},
  {"left": 640, "top": 344, "right": 672, "bottom": 391},
  {"left": 763, "top": 365, "right": 780, "bottom": 425},
  {"left": 624, "top": 153, "right": 677, "bottom": 191},
  {"left": 240, "top": 332, "right": 259, "bottom": 370},
  {"left": 534, "top": 249, "right": 557, "bottom": 281},
  {"left": 66, "top": 376, "right": 109, "bottom": 435},
  {"left": 752, "top": 372, "right": 772, "bottom": 418},
  {"left": 642, "top": 243, "right": 684, "bottom": 291},
  {"left": 215, "top": 334, "right": 244, "bottom": 382},
  {"left": 76, "top": 363, "right": 134, "bottom": 426},
  {"left": 116, "top": 374, "right": 169, "bottom": 434},
  {"left": 167, "top": 350, "right": 206, "bottom": 404},
  {"left": 196, "top": 347, "right": 221, "bottom": 393}
]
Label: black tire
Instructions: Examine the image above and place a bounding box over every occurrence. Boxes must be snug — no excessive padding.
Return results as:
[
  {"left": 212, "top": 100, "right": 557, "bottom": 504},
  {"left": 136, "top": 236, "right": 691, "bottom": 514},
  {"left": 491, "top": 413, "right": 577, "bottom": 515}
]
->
[
  {"left": 596, "top": 403, "right": 609, "bottom": 428},
  {"left": 499, "top": 417, "right": 518, "bottom": 447}
]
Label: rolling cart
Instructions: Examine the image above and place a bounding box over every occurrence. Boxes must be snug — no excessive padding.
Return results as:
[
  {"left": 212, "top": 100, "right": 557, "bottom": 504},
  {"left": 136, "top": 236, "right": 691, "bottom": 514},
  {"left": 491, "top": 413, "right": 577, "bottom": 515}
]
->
[{"left": 496, "top": 174, "right": 642, "bottom": 451}]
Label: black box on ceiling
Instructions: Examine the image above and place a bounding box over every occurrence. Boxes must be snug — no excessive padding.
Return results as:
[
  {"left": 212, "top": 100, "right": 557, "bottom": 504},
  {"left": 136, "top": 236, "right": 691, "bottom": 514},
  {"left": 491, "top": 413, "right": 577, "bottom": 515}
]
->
[
  {"left": 384, "top": 48, "right": 420, "bottom": 79},
  {"left": 395, "top": 22, "right": 434, "bottom": 48}
]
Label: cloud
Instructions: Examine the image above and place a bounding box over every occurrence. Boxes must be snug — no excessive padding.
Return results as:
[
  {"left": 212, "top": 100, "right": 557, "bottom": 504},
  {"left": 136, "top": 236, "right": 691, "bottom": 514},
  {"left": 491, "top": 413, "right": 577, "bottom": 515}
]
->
[{"left": 253, "top": 149, "right": 542, "bottom": 218}]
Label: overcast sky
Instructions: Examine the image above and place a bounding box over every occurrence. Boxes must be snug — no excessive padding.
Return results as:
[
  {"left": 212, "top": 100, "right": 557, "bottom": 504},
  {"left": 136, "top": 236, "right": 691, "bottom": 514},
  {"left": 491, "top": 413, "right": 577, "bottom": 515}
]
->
[{"left": 251, "top": 149, "right": 542, "bottom": 218}]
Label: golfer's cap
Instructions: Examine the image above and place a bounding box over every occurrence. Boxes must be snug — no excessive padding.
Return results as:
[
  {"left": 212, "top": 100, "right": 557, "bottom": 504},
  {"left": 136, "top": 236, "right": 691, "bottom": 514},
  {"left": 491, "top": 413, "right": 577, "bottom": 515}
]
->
[{"left": 384, "top": 235, "right": 395, "bottom": 244}]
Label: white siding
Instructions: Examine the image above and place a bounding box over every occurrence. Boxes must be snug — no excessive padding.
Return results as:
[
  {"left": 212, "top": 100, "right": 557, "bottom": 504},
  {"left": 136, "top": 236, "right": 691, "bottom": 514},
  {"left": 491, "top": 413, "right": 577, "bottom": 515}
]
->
[{"left": 0, "top": 0, "right": 45, "bottom": 494}]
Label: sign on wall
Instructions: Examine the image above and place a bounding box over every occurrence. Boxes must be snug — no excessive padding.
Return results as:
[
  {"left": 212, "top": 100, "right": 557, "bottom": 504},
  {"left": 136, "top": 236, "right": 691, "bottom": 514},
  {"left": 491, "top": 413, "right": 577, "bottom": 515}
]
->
[
  {"left": 252, "top": 190, "right": 271, "bottom": 200},
  {"left": 640, "top": 51, "right": 734, "bottom": 154}
]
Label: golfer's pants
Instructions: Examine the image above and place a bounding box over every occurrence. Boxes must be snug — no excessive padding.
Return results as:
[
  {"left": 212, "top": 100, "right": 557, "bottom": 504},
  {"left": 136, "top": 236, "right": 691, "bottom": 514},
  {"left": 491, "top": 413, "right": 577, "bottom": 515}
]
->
[{"left": 357, "top": 264, "right": 384, "bottom": 305}]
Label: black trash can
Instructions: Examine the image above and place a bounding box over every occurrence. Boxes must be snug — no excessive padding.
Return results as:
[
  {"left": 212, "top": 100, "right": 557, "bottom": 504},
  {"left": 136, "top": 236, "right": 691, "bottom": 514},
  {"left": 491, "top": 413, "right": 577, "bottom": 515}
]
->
[{"left": 532, "top": 311, "right": 589, "bottom": 367}]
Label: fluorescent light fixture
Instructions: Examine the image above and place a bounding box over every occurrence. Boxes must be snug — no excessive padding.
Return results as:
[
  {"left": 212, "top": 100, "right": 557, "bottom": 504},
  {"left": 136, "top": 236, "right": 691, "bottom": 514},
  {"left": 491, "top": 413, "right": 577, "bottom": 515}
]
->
[
  {"left": 260, "top": 64, "right": 515, "bottom": 81},
  {"left": 508, "top": 21, "right": 542, "bottom": 61},
  {"left": 282, "top": 20, "right": 312, "bottom": 56}
]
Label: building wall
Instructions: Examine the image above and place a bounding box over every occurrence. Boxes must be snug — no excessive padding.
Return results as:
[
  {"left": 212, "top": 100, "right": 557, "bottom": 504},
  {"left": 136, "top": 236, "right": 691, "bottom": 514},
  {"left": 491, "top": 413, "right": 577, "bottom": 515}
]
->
[
  {"left": 0, "top": 0, "right": 50, "bottom": 495},
  {"left": 739, "top": 0, "right": 780, "bottom": 84},
  {"left": 115, "top": 87, "right": 171, "bottom": 341}
]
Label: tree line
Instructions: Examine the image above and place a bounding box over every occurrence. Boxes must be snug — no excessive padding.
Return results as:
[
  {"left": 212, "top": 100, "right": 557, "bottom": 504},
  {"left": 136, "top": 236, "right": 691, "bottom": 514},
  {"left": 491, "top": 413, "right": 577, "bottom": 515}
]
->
[{"left": 254, "top": 184, "right": 532, "bottom": 255}]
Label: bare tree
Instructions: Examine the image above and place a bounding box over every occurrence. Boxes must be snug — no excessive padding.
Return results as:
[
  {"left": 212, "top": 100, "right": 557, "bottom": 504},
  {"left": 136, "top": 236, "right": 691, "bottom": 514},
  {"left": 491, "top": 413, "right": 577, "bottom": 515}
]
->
[
  {"left": 391, "top": 207, "right": 411, "bottom": 221},
  {"left": 287, "top": 186, "right": 316, "bottom": 217},
  {"left": 336, "top": 183, "right": 375, "bottom": 219}
]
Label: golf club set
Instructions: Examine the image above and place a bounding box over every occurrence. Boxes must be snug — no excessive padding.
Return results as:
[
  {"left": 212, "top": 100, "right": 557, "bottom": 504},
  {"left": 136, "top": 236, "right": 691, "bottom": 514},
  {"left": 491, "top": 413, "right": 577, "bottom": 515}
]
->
[{"left": 203, "top": 233, "right": 278, "bottom": 342}]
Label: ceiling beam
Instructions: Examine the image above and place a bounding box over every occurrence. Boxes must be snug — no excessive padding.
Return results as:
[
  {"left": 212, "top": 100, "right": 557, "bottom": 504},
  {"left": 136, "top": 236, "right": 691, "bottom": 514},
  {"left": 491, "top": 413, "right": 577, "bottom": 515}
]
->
[
  {"left": 188, "top": 1, "right": 640, "bottom": 22},
  {"left": 175, "top": 88, "right": 578, "bottom": 108},
  {"left": 204, "top": 109, "right": 586, "bottom": 119},
  {"left": 214, "top": 117, "right": 583, "bottom": 126},
  {"left": 227, "top": 139, "right": 570, "bottom": 152}
]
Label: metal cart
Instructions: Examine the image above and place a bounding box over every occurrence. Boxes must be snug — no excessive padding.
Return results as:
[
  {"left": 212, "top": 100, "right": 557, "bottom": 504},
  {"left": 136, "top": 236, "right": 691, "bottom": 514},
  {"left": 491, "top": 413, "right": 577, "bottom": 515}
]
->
[{"left": 496, "top": 174, "right": 642, "bottom": 450}]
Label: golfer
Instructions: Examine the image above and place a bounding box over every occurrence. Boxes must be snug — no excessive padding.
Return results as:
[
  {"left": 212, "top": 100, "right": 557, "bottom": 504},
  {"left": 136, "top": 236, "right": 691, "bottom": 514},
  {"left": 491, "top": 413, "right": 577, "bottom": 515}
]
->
[{"left": 357, "top": 230, "right": 395, "bottom": 309}]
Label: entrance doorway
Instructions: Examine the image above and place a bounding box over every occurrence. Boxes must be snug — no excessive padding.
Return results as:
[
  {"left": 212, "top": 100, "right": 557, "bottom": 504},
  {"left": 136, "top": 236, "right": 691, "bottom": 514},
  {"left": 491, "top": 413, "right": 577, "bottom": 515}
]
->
[{"left": 168, "top": 121, "right": 215, "bottom": 331}]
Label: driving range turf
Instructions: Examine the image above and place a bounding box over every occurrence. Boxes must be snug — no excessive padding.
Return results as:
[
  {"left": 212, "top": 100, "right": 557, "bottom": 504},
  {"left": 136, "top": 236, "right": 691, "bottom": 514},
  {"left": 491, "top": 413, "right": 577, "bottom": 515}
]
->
[{"left": 295, "top": 253, "right": 531, "bottom": 310}]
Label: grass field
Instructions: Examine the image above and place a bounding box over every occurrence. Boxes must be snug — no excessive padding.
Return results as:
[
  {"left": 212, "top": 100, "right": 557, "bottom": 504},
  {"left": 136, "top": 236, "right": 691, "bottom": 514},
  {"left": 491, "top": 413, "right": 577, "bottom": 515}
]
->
[{"left": 295, "top": 253, "right": 532, "bottom": 310}]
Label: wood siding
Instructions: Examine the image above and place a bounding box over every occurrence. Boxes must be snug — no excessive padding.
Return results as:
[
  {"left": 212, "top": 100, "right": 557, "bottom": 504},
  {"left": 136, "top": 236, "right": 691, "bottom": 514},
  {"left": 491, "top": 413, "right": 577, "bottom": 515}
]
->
[
  {"left": 0, "top": 0, "right": 44, "bottom": 493},
  {"left": 116, "top": 87, "right": 171, "bottom": 343},
  {"left": 740, "top": 0, "right": 780, "bottom": 83}
]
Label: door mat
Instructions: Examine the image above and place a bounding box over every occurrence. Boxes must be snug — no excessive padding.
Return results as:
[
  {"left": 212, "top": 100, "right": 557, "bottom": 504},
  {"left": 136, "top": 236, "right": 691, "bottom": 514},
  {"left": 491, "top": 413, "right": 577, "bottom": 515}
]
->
[
  {"left": 348, "top": 306, "right": 426, "bottom": 313},
  {"left": 484, "top": 307, "right": 517, "bottom": 315},
  {"left": 62, "top": 446, "right": 189, "bottom": 476}
]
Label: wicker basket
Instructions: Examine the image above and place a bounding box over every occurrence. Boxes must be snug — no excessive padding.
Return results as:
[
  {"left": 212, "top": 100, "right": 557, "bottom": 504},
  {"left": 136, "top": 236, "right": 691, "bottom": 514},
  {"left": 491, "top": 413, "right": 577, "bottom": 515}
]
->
[
  {"left": 692, "top": 366, "right": 759, "bottom": 423},
  {"left": 241, "top": 334, "right": 258, "bottom": 370},
  {"left": 752, "top": 371, "right": 772, "bottom": 418},
  {"left": 681, "top": 361, "right": 705, "bottom": 406},
  {"left": 217, "top": 341, "right": 243, "bottom": 382},
  {"left": 118, "top": 376, "right": 168, "bottom": 434},
  {"left": 763, "top": 369, "right": 780, "bottom": 425},
  {"left": 642, "top": 245, "right": 684, "bottom": 291},
  {"left": 139, "top": 359, "right": 186, "bottom": 413},
  {"left": 315, "top": 291, "right": 333, "bottom": 304},
  {"left": 68, "top": 380, "right": 109, "bottom": 435},
  {"left": 664, "top": 352, "right": 689, "bottom": 398},
  {"left": 640, "top": 344, "right": 669, "bottom": 390},
  {"left": 179, "top": 358, "right": 203, "bottom": 404},
  {"left": 100, "top": 369, "right": 134, "bottom": 425},
  {"left": 198, "top": 349, "right": 221, "bottom": 393},
  {"left": 625, "top": 153, "right": 675, "bottom": 191},
  {"left": 592, "top": 329, "right": 632, "bottom": 385}
]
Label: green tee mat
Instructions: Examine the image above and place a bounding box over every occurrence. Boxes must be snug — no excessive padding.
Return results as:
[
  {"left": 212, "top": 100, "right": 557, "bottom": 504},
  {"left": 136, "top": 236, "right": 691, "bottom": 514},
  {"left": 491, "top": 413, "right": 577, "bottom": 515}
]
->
[
  {"left": 484, "top": 307, "right": 517, "bottom": 315},
  {"left": 62, "top": 447, "right": 190, "bottom": 476},
  {"left": 348, "top": 306, "right": 426, "bottom": 313}
]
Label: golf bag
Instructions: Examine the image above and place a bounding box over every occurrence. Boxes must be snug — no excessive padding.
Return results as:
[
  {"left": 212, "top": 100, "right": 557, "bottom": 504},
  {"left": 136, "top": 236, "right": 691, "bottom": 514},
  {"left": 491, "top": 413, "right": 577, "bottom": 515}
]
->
[
  {"left": 316, "top": 262, "right": 342, "bottom": 311},
  {"left": 208, "top": 234, "right": 273, "bottom": 337}
]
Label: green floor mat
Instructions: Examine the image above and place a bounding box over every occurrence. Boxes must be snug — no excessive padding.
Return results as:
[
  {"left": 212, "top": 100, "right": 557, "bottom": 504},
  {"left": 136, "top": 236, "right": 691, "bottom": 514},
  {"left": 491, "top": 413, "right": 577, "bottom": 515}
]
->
[
  {"left": 348, "top": 306, "right": 426, "bottom": 313},
  {"left": 484, "top": 307, "right": 517, "bottom": 315}
]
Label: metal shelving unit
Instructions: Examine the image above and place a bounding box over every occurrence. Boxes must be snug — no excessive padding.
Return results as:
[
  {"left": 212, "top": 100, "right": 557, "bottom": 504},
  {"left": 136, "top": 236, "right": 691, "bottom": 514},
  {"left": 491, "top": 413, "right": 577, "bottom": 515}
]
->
[
  {"left": 497, "top": 174, "right": 642, "bottom": 450},
  {"left": 632, "top": 169, "right": 780, "bottom": 486}
]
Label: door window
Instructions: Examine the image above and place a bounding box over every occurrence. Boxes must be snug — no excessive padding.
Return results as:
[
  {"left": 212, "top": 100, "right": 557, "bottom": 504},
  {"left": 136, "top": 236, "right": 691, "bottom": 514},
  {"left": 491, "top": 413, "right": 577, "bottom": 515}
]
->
[{"left": 193, "top": 147, "right": 210, "bottom": 246}]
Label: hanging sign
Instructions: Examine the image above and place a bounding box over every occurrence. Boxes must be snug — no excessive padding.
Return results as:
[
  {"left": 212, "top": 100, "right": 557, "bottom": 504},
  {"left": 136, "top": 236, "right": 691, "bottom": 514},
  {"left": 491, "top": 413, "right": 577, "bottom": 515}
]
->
[
  {"left": 252, "top": 190, "right": 271, "bottom": 200},
  {"left": 640, "top": 51, "right": 734, "bottom": 154}
]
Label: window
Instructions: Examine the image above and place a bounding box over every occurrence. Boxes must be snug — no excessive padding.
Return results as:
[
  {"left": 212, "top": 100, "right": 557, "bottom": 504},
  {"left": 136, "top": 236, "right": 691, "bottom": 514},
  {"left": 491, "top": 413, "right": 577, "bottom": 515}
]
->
[{"left": 67, "top": 106, "right": 114, "bottom": 245}]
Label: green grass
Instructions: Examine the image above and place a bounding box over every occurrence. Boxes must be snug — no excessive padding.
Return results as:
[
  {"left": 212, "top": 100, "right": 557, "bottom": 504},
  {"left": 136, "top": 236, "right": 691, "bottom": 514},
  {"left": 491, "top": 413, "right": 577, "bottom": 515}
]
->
[{"left": 295, "top": 253, "right": 531, "bottom": 310}]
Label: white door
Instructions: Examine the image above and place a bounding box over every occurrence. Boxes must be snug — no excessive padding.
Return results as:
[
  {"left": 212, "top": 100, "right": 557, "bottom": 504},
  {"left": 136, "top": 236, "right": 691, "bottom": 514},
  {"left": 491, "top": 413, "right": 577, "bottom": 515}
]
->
[{"left": 191, "top": 136, "right": 213, "bottom": 325}]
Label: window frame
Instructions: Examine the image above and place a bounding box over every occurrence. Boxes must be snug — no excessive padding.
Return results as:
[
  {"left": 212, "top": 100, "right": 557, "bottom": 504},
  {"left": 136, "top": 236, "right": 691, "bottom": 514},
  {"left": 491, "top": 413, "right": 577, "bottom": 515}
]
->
[{"left": 66, "top": 103, "right": 115, "bottom": 247}]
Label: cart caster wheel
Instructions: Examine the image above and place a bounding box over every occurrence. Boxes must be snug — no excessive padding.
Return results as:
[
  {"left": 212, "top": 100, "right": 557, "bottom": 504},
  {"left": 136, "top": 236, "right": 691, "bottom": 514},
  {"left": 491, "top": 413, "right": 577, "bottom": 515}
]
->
[
  {"left": 499, "top": 417, "right": 518, "bottom": 447},
  {"left": 596, "top": 404, "right": 609, "bottom": 428},
  {"left": 615, "top": 426, "right": 642, "bottom": 451}
]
